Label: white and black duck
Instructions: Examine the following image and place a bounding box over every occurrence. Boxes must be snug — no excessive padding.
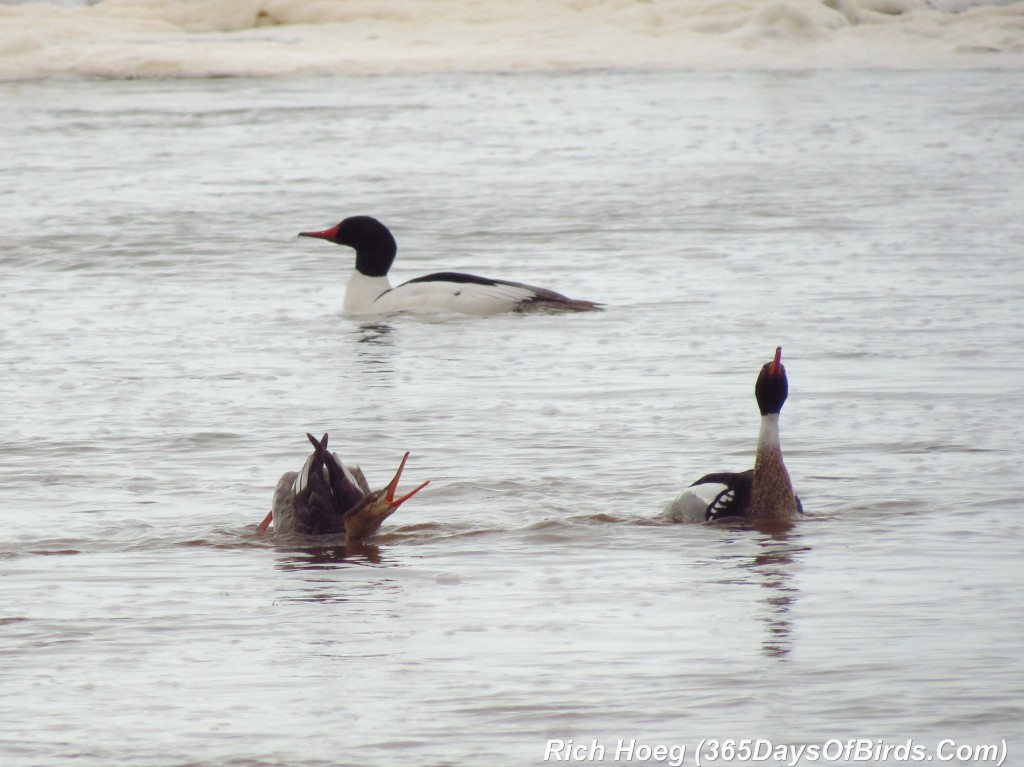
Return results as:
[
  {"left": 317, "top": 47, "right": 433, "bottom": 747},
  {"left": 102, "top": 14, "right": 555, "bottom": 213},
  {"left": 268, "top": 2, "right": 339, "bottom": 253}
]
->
[{"left": 299, "top": 215, "right": 601, "bottom": 315}]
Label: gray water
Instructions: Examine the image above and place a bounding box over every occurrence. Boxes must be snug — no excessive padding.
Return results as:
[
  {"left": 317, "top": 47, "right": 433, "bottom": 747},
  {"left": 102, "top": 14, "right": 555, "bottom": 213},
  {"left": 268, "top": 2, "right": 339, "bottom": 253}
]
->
[{"left": 1, "top": 70, "right": 1022, "bottom": 766}]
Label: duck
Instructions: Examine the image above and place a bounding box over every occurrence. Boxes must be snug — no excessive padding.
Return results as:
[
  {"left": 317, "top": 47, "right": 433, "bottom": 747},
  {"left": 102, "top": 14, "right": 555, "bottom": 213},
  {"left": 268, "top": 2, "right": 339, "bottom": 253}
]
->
[
  {"left": 257, "top": 433, "right": 429, "bottom": 543},
  {"left": 666, "top": 347, "right": 801, "bottom": 527},
  {"left": 298, "top": 215, "right": 601, "bottom": 315}
]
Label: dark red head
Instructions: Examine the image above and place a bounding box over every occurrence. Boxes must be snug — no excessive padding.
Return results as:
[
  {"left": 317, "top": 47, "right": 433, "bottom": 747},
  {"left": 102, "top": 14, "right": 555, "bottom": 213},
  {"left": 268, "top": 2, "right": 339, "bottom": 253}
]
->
[{"left": 754, "top": 347, "right": 789, "bottom": 416}]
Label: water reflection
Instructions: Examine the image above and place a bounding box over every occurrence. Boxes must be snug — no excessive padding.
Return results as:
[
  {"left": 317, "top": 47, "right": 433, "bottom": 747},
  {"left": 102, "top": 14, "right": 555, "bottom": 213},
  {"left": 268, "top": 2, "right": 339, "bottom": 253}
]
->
[
  {"left": 271, "top": 540, "right": 402, "bottom": 605},
  {"left": 356, "top": 321, "right": 394, "bottom": 347},
  {"left": 273, "top": 540, "right": 386, "bottom": 571},
  {"left": 344, "top": 320, "right": 397, "bottom": 384},
  {"left": 745, "top": 530, "right": 808, "bottom": 659}
]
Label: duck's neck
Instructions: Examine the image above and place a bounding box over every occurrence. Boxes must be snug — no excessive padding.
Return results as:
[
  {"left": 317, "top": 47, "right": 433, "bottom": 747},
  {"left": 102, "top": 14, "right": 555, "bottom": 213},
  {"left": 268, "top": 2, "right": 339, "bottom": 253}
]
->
[
  {"left": 344, "top": 501, "right": 393, "bottom": 545},
  {"left": 749, "top": 413, "right": 798, "bottom": 522},
  {"left": 344, "top": 270, "right": 392, "bottom": 313}
]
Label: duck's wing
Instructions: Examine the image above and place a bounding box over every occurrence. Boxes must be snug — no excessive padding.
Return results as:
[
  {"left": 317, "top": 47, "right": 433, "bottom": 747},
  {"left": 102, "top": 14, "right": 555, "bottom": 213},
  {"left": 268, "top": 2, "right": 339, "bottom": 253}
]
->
[
  {"left": 304, "top": 431, "right": 370, "bottom": 513},
  {"left": 689, "top": 470, "right": 755, "bottom": 522},
  {"left": 286, "top": 437, "right": 339, "bottom": 534},
  {"left": 260, "top": 470, "right": 298, "bottom": 532},
  {"left": 378, "top": 272, "right": 601, "bottom": 315},
  {"left": 323, "top": 451, "right": 368, "bottom": 512},
  {"left": 346, "top": 463, "right": 371, "bottom": 496}
]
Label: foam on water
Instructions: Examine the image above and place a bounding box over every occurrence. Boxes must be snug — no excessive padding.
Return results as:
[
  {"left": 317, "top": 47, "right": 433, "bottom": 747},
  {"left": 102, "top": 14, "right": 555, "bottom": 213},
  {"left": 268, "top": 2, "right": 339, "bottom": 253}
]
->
[{"left": 1, "top": 0, "right": 1023, "bottom": 79}]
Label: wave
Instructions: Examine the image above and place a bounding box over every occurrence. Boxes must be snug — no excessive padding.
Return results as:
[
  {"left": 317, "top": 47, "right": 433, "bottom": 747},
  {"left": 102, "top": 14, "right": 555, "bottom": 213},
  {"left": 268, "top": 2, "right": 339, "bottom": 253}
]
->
[{"left": 0, "top": 0, "right": 1022, "bottom": 79}]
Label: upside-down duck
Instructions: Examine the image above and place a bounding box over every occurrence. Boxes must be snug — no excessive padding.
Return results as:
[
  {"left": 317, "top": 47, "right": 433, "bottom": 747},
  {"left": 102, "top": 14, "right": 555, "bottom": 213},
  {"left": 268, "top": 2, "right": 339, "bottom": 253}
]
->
[{"left": 257, "top": 433, "right": 429, "bottom": 543}]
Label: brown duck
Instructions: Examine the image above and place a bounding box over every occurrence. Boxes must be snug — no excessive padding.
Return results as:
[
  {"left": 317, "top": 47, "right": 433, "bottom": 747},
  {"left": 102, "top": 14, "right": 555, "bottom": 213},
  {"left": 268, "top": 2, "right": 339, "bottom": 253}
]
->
[
  {"left": 258, "top": 433, "right": 429, "bottom": 543},
  {"left": 666, "top": 347, "right": 801, "bottom": 526}
]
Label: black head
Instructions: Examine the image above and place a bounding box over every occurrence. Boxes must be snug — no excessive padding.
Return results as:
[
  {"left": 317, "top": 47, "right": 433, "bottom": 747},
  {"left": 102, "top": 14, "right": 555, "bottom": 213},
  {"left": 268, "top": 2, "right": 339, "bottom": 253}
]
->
[
  {"left": 754, "top": 346, "right": 789, "bottom": 416},
  {"left": 298, "top": 215, "right": 397, "bottom": 278}
]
